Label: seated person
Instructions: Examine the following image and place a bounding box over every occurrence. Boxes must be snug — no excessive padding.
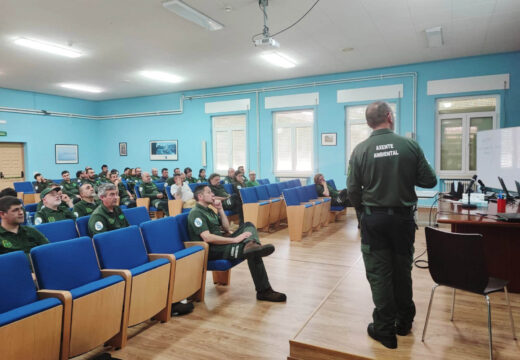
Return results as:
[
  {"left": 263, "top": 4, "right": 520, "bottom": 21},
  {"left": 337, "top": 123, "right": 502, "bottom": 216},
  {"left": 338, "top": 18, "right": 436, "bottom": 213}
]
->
[
  {"left": 237, "top": 166, "right": 248, "bottom": 182},
  {"left": 60, "top": 170, "right": 81, "bottom": 202},
  {"left": 81, "top": 168, "right": 101, "bottom": 190},
  {"left": 60, "top": 193, "right": 74, "bottom": 208},
  {"left": 76, "top": 170, "right": 87, "bottom": 185},
  {"left": 208, "top": 173, "right": 243, "bottom": 223},
  {"left": 73, "top": 183, "right": 101, "bottom": 218},
  {"left": 33, "top": 172, "right": 54, "bottom": 193},
  {"left": 110, "top": 171, "right": 136, "bottom": 208},
  {"left": 139, "top": 172, "right": 169, "bottom": 215},
  {"left": 232, "top": 170, "right": 247, "bottom": 194},
  {"left": 34, "top": 186, "right": 75, "bottom": 224},
  {"left": 197, "top": 168, "right": 207, "bottom": 183},
  {"left": 88, "top": 183, "right": 129, "bottom": 236},
  {"left": 223, "top": 168, "right": 235, "bottom": 184},
  {"left": 188, "top": 185, "right": 286, "bottom": 302},
  {"left": 184, "top": 167, "right": 198, "bottom": 184},
  {"left": 170, "top": 174, "right": 196, "bottom": 209},
  {"left": 0, "top": 196, "right": 49, "bottom": 257},
  {"left": 121, "top": 167, "right": 131, "bottom": 181},
  {"left": 314, "top": 173, "right": 351, "bottom": 207},
  {"left": 159, "top": 168, "right": 169, "bottom": 183},
  {"left": 36, "top": 185, "right": 70, "bottom": 211},
  {"left": 98, "top": 164, "right": 110, "bottom": 183},
  {"left": 246, "top": 171, "right": 259, "bottom": 187},
  {"left": 151, "top": 168, "right": 160, "bottom": 181}
]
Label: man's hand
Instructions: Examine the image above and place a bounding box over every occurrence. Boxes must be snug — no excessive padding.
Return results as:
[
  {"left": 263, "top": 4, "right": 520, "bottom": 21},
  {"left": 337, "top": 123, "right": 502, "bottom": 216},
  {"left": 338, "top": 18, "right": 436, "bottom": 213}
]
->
[
  {"left": 213, "top": 199, "right": 223, "bottom": 211},
  {"left": 233, "top": 231, "right": 252, "bottom": 243},
  {"left": 156, "top": 193, "right": 164, "bottom": 199},
  {"left": 320, "top": 179, "right": 327, "bottom": 186}
]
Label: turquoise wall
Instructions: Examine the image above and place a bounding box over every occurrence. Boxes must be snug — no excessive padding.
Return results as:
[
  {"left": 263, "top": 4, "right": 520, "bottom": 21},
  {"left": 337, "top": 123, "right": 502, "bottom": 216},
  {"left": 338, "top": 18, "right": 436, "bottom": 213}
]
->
[{"left": 1, "top": 51, "right": 519, "bottom": 187}]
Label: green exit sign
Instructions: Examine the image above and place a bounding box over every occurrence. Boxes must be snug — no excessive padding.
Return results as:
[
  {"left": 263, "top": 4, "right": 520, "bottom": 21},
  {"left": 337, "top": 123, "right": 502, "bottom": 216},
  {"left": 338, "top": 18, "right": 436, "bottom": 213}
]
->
[{"left": 0, "top": 131, "right": 6, "bottom": 136}]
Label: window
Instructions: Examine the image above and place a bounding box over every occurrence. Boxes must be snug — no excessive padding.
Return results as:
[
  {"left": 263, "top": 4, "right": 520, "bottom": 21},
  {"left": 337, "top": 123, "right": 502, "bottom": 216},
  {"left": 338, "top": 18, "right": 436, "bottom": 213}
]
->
[
  {"left": 436, "top": 96, "right": 498, "bottom": 178},
  {"left": 345, "top": 103, "right": 397, "bottom": 168},
  {"left": 212, "top": 115, "right": 246, "bottom": 174},
  {"left": 273, "top": 110, "right": 314, "bottom": 176}
]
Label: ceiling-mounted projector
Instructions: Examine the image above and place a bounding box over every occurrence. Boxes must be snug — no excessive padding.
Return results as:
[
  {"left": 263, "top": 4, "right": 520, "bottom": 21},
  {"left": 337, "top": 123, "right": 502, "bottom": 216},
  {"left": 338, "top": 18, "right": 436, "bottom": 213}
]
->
[{"left": 254, "top": 37, "right": 280, "bottom": 48}]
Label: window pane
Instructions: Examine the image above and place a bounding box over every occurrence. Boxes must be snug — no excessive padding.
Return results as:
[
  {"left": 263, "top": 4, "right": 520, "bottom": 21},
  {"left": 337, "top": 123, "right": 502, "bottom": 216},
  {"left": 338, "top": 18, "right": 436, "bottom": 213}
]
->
[
  {"left": 469, "top": 117, "right": 494, "bottom": 171},
  {"left": 440, "top": 118, "right": 463, "bottom": 171},
  {"left": 276, "top": 111, "right": 313, "bottom": 127},
  {"left": 350, "top": 123, "right": 372, "bottom": 155},
  {"left": 214, "top": 115, "right": 246, "bottom": 128},
  {"left": 215, "top": 131, "right": 230, "bottom": 172},
  {"left": 296, "top": 127, "right": 312, "bottom": 171},
  {"left": 438, "top": 97, "right": 496, "bottom": 114},
  {"left": 232, "top": 130, "right": 246, "bottom": 170},
  {"left": 276, "top": 127, "right": 292, "bottom": 171}
]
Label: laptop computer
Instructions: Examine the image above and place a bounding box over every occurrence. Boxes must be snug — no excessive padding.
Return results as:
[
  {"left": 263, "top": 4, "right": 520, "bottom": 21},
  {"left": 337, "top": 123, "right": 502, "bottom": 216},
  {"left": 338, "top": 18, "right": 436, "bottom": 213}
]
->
[
  {"left": 496, "top": 213, "right": 520, "bottom": 222},
  {"left": 498, "top": 176, "right": 515, "bottom": 201},
  {"left": 515, "top": 180, "right": 520, "bottom": 199}
]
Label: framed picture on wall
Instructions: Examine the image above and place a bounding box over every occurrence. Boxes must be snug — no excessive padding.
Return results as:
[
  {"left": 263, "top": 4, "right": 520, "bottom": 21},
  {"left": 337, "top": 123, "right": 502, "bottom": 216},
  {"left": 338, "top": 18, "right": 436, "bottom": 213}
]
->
[
  {"left": 119, "top": 142, "right": 127, "bottom": 156},
  {"left": 55, "top": 144, "right": 79, "bottom": 164},
  {"left": 150, "top": 140, "right": 178, "bottom": 161},
  {"left": 321, "top": 133, "right": 337, "bottom": 146}
]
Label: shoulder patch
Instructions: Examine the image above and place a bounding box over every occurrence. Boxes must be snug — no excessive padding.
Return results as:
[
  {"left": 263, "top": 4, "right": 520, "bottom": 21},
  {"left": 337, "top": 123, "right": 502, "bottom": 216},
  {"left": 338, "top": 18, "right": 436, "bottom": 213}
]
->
[
  {"left": 119, "top": 214, "right": 125, "bottom": 220},
  {"left": 139, "top": 186, "right": 144, "bottom": 192},
  {"left": 34, "top": 217, "right": 42, "bottom": 225},
  {"left": 74, "top": 212, "right": 79, "bottom": 218},
  {"left": 1, "top": 240, "right": 13, "bottom": 248},
  {"left": 194, "top": 217, "right": 203, "bottom": 228},
  {"left": 94, "top": 221, "right": 104, "bottom": 231}
]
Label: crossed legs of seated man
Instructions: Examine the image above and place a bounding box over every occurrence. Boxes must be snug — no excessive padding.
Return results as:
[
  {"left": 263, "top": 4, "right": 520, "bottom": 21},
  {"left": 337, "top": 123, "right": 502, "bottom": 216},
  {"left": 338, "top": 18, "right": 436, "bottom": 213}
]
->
[{"left": 188, "top": 185, "right": 286, "bottom": 302}]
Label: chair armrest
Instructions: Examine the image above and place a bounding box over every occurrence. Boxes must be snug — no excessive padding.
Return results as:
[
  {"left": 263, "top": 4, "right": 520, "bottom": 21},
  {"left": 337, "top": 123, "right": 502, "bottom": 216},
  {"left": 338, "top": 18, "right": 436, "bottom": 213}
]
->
[
  {"left": 185, "top": 241, "right": 209, "bottom": 268},
  {"left": 100, "top": 269, "right": 132, "bottom": 282},
  {"left": 148, "top": 253, "right": 176, "bottom": 262},
  {"left": 37, "top": 290, "right": 72, "bottom": 360},
  {"left": 37, "top": 289, "right": 72, "bottom": 303}
]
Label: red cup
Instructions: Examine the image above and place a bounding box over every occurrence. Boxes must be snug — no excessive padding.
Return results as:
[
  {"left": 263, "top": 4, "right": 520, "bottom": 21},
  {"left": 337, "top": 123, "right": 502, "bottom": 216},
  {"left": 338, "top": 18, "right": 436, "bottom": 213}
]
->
[{"left": 497, "top": 198, "right": 506, "bottom": 213}]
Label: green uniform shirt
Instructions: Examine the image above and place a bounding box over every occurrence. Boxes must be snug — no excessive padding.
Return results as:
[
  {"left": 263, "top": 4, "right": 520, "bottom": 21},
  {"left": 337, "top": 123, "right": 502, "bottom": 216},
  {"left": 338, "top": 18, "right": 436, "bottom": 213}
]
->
[
  {"left": 139, "top": 182, "right": 161, "bottom": 200},
  {"left": 60, "top": 180, "right": 80, "bottom": 197},
  {"left": 73, "top": 199, "right": 101, "bottom": 218},
  {"left": 98, "top": 171, "right": 109, "bottom": 180},
  {"left": 166, "top": 177, "right": 175, "bottom": 186},
  {"left": 186, "top": 176, "right": 198, "bottom": 184},
  {"left": 34, "top": 180, "right": 54, "bottom": 193},
  {"left": 246, "top": 180, "right": 259, "bottom": 187},
  {"left": 37, "top": 200, "right": 69, "bottom": 212},
  {"left": 88, "top": 205, "right": 129, "bottom": 237},
  {"left": 316, "top": 183, "right": 339, "bottom": 198},
  {"left": 232, "top": 180, "right": 245, "bottom": 195},
  {"left": 188, "top": 203, "right": 223, "bottom": 241},
  {"left": 34, "top": 206, "right": 76, "bottom": 225},
  {"left": 151, "top": 175, "right": 160, "bottom": 181},
  {"left": 0, "top": 225, "right": 49, "bottom": 256},
  {"left": 197, "top": 176, "right": 207, "bottom": 183},
  {"left": 115, "top": 182, "right": 130, "bottom": 201},
  {"left": 347, "top": 128, "right": 437, "bottom": 208},
  {"left": 223, "top": 176, "right": 234, "bottom": 184},
  {"left": 209, "top": 184, "right": 229, "bottom": 198},
  {"left": 81, "top": 178, "right": 100, "bottom": 189}
]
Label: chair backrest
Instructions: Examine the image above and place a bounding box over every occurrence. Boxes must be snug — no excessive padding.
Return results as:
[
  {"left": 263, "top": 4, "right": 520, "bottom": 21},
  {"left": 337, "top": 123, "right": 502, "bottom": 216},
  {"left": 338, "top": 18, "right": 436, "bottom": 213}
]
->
[
  {"left": 240, "top": 187, "right": 258, "bottom": 204},
  {"left": 223, "top": 183, "right": 234, "bottom": 195},
  {"left": 165, "top": 185, "right": 174, "bottom": 200},
  {"left": 134, "top": 185, "right": 142, "bottom": 198},
  {"left": 424, "top": 226, "right": 489, "bottom": 294},
  {"left": 296, "top": 187, "right": 310, "bottom": 202},
  {"left": 327, "top": 179, "right": 337, "bottom": 190},
  {"left": 282, "top": 188, "right": 300, "bottom": 206},
  {"left": 34, "top": 219, "right": 79, "bottom": 243},
  {"left": 13, "top": 181, "right": 35, "bottom": 194},
  {"left": 276, "top": 182, "right": 288, "bottom": 194},
  {"left": 122, "top": 206, "right": 151, "bottom": 226},
  {"left": 153, "top": 181, "right": 165, "bottom": 192},
  {"left": 175, "top": 213, "right": 191, "bottom": 242},
  {"left": 266, "top": 183, "right": 281, "bottom": 198},
  {"left": 93, "top": 226, "right": 149, "bottom": 270},
  {"left": 0, "top": 251, "right": 38, "bottom": 313},
  {"left": 304, "top": 184, "right": 319, "bottom": 200},
  {"left": 31, "top": 237, "right": 102, "bottom": 291},
  {"left": 52, "top": 179, "right": 62, "bottom": 185},
  {"left": 140, "top": 217, "right": 185, "bottom": 254},
  {"left": 260, "top": 178, "right": 271, "bottom": 185},
  {"left": 257, "top": 179, "right": 266, "bottom": 185},
  {"left": 76, "top": 215, "right": 90, "bottom": 237},
  {"left": 24, "top": 203, "right": 38, "bottom": 212},
  {"left": 255, "top": 185, "right": 270, "bottom": 201}
]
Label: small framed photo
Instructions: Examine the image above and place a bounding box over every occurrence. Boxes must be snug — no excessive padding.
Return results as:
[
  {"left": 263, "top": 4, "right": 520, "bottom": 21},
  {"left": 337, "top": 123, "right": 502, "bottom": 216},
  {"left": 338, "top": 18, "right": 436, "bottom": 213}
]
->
[
  {"left": 119, "top": 142, "right": 127, "bottom": 156},
  {"left": 321, "top": 133, "right": 337, "bottom": 146},
  {"left": 55, "top": 144, "right": 79, "bottom": 164},
  {"left": 150, "top": 140, "right": 178, "bottom": 161}
]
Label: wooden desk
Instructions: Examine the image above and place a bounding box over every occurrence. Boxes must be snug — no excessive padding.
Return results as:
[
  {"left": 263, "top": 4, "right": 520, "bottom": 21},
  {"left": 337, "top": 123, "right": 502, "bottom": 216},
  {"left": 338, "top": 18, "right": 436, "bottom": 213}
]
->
[{"left": 437, "top": 199, "right": 520, "bottom": 292}]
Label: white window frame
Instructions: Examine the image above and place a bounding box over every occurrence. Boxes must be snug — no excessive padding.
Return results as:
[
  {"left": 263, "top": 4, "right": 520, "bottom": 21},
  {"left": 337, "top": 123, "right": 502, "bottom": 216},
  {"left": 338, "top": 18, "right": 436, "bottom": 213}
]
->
[
  {"left": 345, "top": 102, "right": 398, "bottom": 171},
  {"left": 435, "top": 95, "right": 499, "bottom": 179},
  {"left": 273, "top": 109, "right": 314, "bottom": 177},
  {"left": 212, "top": 114, "right": 247, "bottom": 175}
]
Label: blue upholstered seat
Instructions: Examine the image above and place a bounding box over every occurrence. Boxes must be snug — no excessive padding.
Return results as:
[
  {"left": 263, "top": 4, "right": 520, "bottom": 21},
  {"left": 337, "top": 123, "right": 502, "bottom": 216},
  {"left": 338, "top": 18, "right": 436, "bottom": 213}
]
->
[
  {"left": 256, "top": 185, "right": 280, "bottom": 202},
  {"left": 34, "top": 219, "right": 79, "bottom": 243},
  {"left": 266, "top": 183, "right": 282, "bottom": 198},
  {"left": 13, "top": 181, "right": 35, "bottom": 194},
  {"left": 133, "top": 186, "right": 159, "bottom": 212},
  {"left": 122, "top": 206, "right": 151, "bottom": 226},
  {"left": 140, "top": 216, "right": 203, "bottom": 255},
  {"left": 76, "top": 215, "right": 90, "bottom": 237},
  {"left": 24, "top": 203, "right": 38, "bottom": 212}
]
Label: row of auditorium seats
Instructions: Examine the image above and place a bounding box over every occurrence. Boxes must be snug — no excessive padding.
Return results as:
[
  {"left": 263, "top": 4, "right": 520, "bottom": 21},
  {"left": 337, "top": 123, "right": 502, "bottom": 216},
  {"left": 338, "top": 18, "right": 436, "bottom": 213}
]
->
[{"left": 0, "top": 214, "right": 208, "bottom": 360}]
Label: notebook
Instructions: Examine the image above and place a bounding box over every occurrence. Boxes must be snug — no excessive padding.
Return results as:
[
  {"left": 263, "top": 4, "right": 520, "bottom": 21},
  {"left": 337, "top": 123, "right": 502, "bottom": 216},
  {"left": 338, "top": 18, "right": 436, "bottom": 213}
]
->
[{"left": 496, "top": 213, "right": 520, "bottom": 222}]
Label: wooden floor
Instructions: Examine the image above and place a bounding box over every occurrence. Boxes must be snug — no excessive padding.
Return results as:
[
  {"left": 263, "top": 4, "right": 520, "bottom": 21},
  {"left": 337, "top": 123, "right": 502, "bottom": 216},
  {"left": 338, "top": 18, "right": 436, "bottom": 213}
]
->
[{"left": 76, "top": 212, "right": 520, "bottom": 360}]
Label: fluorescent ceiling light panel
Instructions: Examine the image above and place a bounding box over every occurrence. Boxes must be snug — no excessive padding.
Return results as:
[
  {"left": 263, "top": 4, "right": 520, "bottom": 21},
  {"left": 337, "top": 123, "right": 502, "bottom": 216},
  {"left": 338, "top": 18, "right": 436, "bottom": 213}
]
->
[
  {"left": 60, "top": 83, "right": 103, "bottom": 93},
  {"left": 140, "top": 70, "right": 183, "bottom": 83},
  {"left": 425, "top": 26, "right": 443, "bottom": 48},
  {"left": 14, "top": 38, "right": 82, "bottom": 58},
  {"left": 162, "top": 0, "right": 224, "bottom": 31},
  {"left": 261, "top": 52, "right": 296, "bottom": 69}
]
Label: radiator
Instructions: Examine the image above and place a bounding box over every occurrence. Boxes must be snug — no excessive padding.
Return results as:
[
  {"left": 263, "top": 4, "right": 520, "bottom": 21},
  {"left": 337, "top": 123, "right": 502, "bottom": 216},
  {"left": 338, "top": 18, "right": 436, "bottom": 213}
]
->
[
  {"left": 442, "top": 179, "right": 477, "bottom": 193},
  {"left": 277, "top": 177, "right": 308, "bottom": 185}
]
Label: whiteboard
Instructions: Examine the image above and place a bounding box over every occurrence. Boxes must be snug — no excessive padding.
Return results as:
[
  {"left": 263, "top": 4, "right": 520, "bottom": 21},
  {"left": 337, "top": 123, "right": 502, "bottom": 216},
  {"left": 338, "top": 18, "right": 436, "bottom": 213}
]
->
[{"left": 476, "top": 126, "right": 520, "bottom": 190}]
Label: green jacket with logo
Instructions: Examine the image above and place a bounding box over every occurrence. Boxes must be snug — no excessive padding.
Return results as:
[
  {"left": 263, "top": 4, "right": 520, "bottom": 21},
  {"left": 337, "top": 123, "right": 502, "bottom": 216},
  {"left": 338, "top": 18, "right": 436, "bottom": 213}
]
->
[
  {"left": 88, "top": 205, "right": 129, "bottom": 237},
  {"left": 188, "top": 203, "right": 223, "bottom": 241},
  {"left": 245, "top": 180, "right": 259, "bottom": 188},
  {"left": 139, "top": 182, "right": 162, "bottom": 200},
  {"left": 34, "top": 179, "right": 54, "bottom": 193},
  {"left": 209, "top": 184, "right": 229, "bottom": 198},
  {"left": 0, "top": 225, "right": 49, "bottom": 256},
  {"left": 73, "top": 199, "right": 102, "bottom": 218},
  {"left": 60, "top": 180, "right": 80, "bottom": 198},
  {"left": 347, "top": 128, "right": 437, "bottom": 208},
  {"left": 34, "top": 206, "right": 76, "bottom": 224}
]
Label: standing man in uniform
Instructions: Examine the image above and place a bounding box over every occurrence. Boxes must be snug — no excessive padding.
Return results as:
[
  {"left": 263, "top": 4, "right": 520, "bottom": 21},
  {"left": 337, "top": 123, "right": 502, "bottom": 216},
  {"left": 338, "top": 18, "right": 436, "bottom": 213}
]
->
[
  {"left": 188, "top": 185, "right": 286, "bottom": 302},
  {"left": 0, "top": 196, "right": 49, "bottom": 257},
  {"left": 73, "top": 183, "right": 101, "bottom": 218},
  {"left": 34, "top": 186, "right": 76, "bottom": 224},
  {"left": 88, "top": 183, "right": 129, "bottom": 236},
  {"left": 139, "top": 172, "right": 169, "bottom": 215},
  {"left": 347, "top": 101, "right": 437, "bottom": 349}
]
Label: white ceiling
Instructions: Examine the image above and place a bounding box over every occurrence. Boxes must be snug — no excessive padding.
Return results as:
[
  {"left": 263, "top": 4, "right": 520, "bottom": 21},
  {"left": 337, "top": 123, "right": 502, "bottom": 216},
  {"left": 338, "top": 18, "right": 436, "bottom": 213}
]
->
[{"left": 0, "top": 0, "right": 519, "bottom": 100}]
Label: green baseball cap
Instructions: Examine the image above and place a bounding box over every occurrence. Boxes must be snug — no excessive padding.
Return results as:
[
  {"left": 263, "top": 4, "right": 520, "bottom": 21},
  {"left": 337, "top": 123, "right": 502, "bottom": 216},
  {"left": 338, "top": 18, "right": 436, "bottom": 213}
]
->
[{"left": 40, "top": 185, "right": 61, "bottom": 199}]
